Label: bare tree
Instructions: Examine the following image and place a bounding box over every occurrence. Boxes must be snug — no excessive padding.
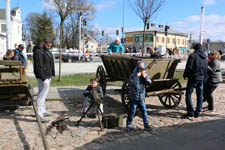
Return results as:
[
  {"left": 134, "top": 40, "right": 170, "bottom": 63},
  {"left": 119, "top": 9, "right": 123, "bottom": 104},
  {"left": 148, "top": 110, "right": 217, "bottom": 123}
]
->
[
  {"left": 129, "top": 0, "right": 165, "bottom": 55},
  {"left": 44, "top": 0, "right": 81, "bottom": 81}
]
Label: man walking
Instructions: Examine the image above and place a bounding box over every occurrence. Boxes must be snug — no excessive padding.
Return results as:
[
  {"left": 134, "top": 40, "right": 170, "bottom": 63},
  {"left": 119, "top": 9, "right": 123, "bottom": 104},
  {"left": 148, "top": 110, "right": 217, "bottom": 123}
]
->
[
  {"left": 33, "top": 38, "right": 55, "bottom": 122},
  {"left": 183, "top": 43, "right": 208, "bottom": 120}
]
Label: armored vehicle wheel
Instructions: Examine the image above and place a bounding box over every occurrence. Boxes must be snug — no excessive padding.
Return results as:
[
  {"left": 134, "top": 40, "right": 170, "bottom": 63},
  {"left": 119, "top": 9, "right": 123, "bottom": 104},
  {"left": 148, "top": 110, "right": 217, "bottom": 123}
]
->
[
  {"left": 158, "top": 81, "right": 182, "bottom": 109},
  {"left": 96, "top": 65, "right": 106, "bottom": 94},
  {"left": 121, "top": 81, "right": 129, "bottom": 112}
]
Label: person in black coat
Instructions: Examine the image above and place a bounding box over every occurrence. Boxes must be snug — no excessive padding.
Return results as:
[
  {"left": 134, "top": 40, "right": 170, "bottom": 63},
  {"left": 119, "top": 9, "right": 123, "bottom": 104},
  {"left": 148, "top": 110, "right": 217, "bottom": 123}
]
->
[
  {"left": 33, "top": 38, "right": 55, "bottom": 121},
  {"left": 183, "top": 43, "right": 208, "bottom": 120}
]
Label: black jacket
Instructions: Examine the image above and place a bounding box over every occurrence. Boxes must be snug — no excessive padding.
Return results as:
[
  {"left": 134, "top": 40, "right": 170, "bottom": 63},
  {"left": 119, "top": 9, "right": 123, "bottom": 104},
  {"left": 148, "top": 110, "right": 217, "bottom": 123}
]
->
[
  {"left": 33, "top": 47, "right": 55, "bottom": 81},
  {"left": 183, "top": 49, "right": 208, "bottom": 81}
]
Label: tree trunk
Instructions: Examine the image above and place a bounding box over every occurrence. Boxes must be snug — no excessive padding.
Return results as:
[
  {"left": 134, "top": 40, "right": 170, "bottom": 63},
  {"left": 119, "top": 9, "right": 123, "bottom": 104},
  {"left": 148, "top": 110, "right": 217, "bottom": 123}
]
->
[
  {"left": 142, "top": 23, "right": 146, "bottom": 56},
  {"left": 58, "top": 20, "right": 64, "bottom": 82}
]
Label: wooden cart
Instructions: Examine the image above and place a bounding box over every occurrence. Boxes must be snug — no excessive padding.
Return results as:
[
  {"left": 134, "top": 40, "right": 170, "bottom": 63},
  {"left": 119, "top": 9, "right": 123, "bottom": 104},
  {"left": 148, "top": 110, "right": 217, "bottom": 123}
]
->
[
  {"left": 96, "top": 55, "right": 185, "bottom": 110},
  {"left": 0, "top": 60, "right": 49, "bottom": 150}
]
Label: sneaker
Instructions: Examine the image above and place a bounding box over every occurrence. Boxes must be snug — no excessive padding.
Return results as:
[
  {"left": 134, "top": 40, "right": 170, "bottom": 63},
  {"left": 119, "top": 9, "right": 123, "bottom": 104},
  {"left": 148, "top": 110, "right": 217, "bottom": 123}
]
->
[
  {"left": 43, "top": 113, "right": 52, "bottom": 117},
  {"left": 126, "top": 125, "right": 134, "bottom": 131},
  {"left": 83, "top": 113, "right": 88, "bottom": 118},
  {"left": 144, "top": 125, "right": 152, "bottom": 131},
  {"left": 181, "top": 114, "right": 194, "bottom": 121},
  {"left": 40, "top": 118, "right": 49, "bottom": 123},
  {"left": 194, "top": 113, "right": 200, "bottom": 118}
]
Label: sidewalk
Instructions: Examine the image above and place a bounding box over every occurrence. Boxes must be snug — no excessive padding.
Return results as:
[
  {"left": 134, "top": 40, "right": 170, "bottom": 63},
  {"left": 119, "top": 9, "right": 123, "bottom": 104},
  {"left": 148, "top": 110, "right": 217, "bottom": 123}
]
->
[{"left": 104, "top": 118, "right": 225, "bottom": 150}]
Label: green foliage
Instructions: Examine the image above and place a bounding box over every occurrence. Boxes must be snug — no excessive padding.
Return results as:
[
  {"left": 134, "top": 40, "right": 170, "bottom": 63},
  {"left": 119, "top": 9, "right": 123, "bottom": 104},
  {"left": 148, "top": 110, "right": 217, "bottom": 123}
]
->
[{"left": 26, "top": 12, "right": 55, "bottom": 45}]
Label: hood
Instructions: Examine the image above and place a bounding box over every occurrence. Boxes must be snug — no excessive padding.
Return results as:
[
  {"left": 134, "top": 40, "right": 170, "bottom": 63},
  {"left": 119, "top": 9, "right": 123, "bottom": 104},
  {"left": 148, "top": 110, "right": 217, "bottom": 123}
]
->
[
  {"left": 131, "top": 61, "right": 146, "bottom": 74},
  {"left": 195, "top": 49, "right": 206, "bottom": 59}
]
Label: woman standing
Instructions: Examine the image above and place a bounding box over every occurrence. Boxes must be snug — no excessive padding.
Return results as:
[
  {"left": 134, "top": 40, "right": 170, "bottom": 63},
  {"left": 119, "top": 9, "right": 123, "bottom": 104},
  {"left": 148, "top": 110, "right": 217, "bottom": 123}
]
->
[{"left": 204, "top": 51, "right": 223, "bottom": 111}]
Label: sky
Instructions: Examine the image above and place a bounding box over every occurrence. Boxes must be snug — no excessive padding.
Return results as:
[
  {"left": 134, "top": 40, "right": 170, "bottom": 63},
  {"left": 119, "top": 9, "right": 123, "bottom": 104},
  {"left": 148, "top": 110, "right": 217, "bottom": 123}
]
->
[{"left": 0, "top": 0, "right": 225, "bottom": 41}]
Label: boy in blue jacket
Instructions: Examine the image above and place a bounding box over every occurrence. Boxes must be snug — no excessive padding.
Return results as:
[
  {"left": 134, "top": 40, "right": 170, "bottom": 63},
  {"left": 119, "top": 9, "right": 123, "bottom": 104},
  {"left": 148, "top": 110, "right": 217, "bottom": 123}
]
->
[{"left": 126, "top": 61, "right": 152, "bottom": 131}]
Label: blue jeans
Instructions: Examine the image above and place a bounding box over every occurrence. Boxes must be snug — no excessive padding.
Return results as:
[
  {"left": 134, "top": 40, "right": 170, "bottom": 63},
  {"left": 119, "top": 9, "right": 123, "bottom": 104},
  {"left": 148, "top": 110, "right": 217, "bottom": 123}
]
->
[
  {"left": 185, "top": 80, "right": 204, "bottom": 117},
  {"left": 126, "top": 99, "right": 149, "bottom": 126}
]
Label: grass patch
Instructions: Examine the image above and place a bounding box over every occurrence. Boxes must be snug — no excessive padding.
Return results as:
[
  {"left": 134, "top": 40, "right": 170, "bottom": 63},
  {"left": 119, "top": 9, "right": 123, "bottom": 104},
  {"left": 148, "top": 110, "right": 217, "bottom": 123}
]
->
[
  {"left": 28, "top": 71, "right": 186, "bottom": 87},
  {"left": 174, "top": 70, "right": 187, "bottom": 85},
  {"left": 27, "top": 73, "right": 96, "bottom": 87}
]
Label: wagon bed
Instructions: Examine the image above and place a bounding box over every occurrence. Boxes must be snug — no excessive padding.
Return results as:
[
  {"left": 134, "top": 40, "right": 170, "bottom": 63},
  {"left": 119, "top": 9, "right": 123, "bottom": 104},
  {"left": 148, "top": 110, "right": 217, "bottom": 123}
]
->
[{"left": 96, "top": 55, "right": 185, "bottom": 110}]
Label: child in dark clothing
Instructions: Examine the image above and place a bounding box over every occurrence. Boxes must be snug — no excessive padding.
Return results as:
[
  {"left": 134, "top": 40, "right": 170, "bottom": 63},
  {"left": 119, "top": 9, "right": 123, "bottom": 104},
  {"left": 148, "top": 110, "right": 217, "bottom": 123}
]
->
[
  {"left": 126, "top": 61, "right": 152, "bottom": 131},
  {"left": 82, "top": 78, "right": 104, "bottom": 118}
]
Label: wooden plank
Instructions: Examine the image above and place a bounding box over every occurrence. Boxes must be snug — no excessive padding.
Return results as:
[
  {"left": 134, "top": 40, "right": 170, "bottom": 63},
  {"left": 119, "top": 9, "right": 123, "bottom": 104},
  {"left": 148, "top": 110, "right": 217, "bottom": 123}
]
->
[{"left": 0, "top": 60, "right": 21, "bottom": 66}]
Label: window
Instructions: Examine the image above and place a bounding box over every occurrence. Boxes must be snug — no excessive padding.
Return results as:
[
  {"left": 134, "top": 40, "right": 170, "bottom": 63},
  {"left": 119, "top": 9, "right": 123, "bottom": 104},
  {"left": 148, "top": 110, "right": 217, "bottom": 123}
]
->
[
  {"left": 146, "top": 34, "right": 153, "bottom": 42},
  {"left": 183, "top": 40, "right": 185, "bottom": 45},
  {"left": 162, "top": 37, "right": 164, "bottom": 43},
  {"left": 134, "top": 37, "right": 138, "bottom": 42},
  {"left": 178, "top": 39, "right": 180, "bottom": 45},
  {"left": 1, "top": 24, "right": 6, "bottom": 33},
  {"left": 156, "top": 37, "right": 159, "bottom": 43},
  {"left": 173, "top": 38, "right": 176, "bottom": 44},
  {"left": 167, "top": 38, "right": 170, "bottom": 43}
]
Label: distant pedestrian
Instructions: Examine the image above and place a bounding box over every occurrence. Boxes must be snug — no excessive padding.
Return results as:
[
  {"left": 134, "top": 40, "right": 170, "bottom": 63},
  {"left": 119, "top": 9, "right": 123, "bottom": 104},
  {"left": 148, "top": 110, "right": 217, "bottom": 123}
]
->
[
  {"left": 3, "top": 49, "right": 15, "bottom": 60},
  {"left": 33, "top": 38, "right": 55, "bottom": 122},
  {"left": 14, "top": 44, "right": 27, "bottom": 67},
  {"left": 126, "top": 61, "right": 152, "bottom": 131},
  {"left": 26, "top": 40, "right": 34, "bottom": 53},
  {"left": 203, "top": 51, "right": 222, "bottom": 111},
  {"left": 107, "top": 37, "right": 124, "bottom": 55},
  {"left": 183, "top": 43, "right": 208, "bottom": 120},
  {"left": 149, "top": 47, "right": 161, "bottom": 58}
]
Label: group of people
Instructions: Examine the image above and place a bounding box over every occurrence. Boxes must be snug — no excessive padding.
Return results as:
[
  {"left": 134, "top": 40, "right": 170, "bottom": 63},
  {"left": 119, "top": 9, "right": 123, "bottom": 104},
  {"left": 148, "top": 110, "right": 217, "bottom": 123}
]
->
[
  {"left": 3, "top": 38, "right": 55, "bottom": 123},
  {"left": 107, "top": 37, "right": 162, "bottom": 58},
  {"left": 3, "top": 40, "right": 35, "bottom": 68},
  {"left": 3, "top": 37, "right": 222, "bottom": 129},
  {"left": 3, "top": 44, "right": 27, "bottom": 67},
  {"left": 183, "top": 43, "right": 222, "bottom": 120}
]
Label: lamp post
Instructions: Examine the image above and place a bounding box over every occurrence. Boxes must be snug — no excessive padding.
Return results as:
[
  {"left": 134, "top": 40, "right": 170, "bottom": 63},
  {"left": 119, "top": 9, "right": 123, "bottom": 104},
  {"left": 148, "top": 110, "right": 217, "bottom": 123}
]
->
[
  {"left": 78, "top": 12, "right": 82, "bottom": 61},
  {"left": 6, "top": 0, "right": 11, "bottom": 50},
  {"left": 199, "top": 7, "right": 205, "bottom": 45}
]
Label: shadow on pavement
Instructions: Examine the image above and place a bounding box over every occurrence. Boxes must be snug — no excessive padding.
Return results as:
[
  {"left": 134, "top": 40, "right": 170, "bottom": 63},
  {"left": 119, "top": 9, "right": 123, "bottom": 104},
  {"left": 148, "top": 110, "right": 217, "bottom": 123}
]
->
[{"left": 78, "top": 117, "right": 225, "bottom": 150}]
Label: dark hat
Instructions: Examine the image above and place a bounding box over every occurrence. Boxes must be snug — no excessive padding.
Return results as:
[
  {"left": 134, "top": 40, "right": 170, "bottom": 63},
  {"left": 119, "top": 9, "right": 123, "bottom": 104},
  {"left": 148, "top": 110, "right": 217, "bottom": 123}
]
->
[
  {"left": 18, "top": 44, "right": 24, "bottom": 49},
  {"left": 137, "top": 61, "right": 146, "bottom": 70},
  {"left": 194, "top": 43, "right": 202, "bottom": 50}
]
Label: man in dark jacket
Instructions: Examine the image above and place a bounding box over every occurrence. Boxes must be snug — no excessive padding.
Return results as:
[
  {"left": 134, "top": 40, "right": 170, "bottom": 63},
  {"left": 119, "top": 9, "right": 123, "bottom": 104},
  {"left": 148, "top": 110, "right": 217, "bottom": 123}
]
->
[
  {"left": 14, "top": 44, "right": 27, "bottom": 67},
  {"left": 183, "top": 43, "right": 208, "bottom": 120},
  {"left": 33, "top": 38, "right": 55, "bottom": 122}
]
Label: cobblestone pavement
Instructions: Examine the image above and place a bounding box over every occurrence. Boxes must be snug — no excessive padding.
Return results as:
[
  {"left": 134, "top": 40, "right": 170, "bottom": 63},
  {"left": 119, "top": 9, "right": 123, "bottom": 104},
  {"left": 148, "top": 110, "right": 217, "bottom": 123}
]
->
[{"left": 0, "top": 84, "right": 225, "bottom": 150}]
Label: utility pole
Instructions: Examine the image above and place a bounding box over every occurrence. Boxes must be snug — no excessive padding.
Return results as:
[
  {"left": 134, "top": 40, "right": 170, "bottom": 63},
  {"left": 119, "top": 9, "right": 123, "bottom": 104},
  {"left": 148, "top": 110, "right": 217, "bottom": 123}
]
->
[
  {"left": 78, "top": 12, "right": 82, "bottom": 61},
  {"left": 199, "top": 7, "right": 205, "bottom": 45},
  {"left": 6, "top": 0, "right": 11, "bottom": 50},
  {"left": 122, "top": 0, "right": 125, "bottom": 44}
]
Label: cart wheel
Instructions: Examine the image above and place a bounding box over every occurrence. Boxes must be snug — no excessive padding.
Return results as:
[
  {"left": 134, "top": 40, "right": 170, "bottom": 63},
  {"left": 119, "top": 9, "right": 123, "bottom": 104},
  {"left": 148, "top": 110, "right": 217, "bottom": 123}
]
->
[
  {"left": 96, "top": 65, "right": 106, "bottom": 94},
  {"left": 158, "top": 81, "right": 182, "bottom": 109},
  {"left": 121, "top": 81, "right": 129, "bottom": 112}
]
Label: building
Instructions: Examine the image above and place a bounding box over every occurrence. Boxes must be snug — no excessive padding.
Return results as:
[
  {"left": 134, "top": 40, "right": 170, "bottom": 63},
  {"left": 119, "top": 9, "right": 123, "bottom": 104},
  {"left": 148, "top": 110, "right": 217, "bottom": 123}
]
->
[
  {"left": 83, "top": 34, "right": 99, "bottom": 53},
  {"left": 0, "top": 7, "right": 23, "bottom": 58},
  {"left": 124, "top": 24, "right": 189, "bottom": 55}
]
